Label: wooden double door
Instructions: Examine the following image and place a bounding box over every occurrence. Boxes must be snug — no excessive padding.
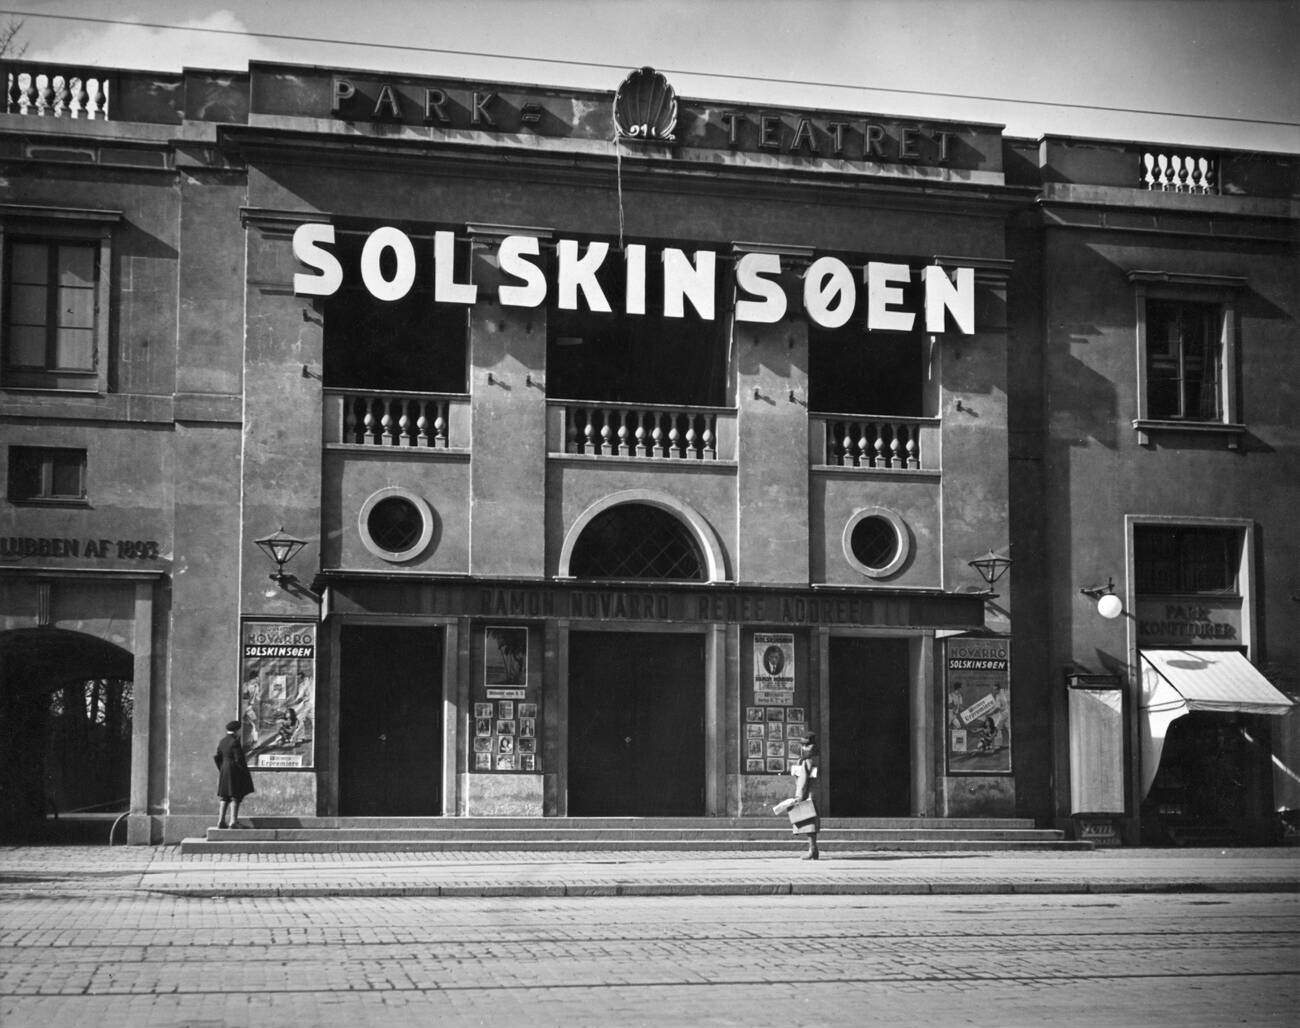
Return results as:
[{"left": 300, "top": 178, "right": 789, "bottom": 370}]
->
[
  {"left": 568, "top": 631, "right": 706, "bottom": 816},
  {"left": 338, "top": 624, "right": 443, "bottom": 816},
  {"left": 828, "top": 637, "right": 912, "bottom": 816}
]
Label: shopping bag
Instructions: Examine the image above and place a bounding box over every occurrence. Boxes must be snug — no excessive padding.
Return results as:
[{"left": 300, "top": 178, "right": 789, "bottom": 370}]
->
[
  {"left": 772, "top": 797, "right": 798, "bottom": 815},
  {"left": 786, "top": 798, "right": 817, "bottom": 833}
]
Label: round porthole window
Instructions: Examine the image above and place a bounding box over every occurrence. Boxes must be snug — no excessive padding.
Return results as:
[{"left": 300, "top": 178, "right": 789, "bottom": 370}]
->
[
  {"left": 359, "top": 487, "right": 436, "bottom": 562},
  {"left": 842, "top": 506, "right": 909, "bottom": 579}
]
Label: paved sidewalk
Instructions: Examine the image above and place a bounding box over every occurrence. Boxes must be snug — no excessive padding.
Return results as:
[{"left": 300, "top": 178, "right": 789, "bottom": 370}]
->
[{"left": 0, "top": 844, "right": 1296, "bottom": 898}]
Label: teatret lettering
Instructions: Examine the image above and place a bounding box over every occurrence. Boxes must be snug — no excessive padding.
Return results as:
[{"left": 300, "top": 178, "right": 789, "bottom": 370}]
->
[{"left": 292, "top": 224, "right": 976, "bottom": 333}]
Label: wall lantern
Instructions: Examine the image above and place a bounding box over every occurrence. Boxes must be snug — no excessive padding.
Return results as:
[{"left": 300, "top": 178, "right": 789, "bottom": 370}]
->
[
  {"left": 967, "top": 550, "right": 1012, "bottom": 589},
  {"left": 1080, "top": 576, "right": 1124, "bottom": 619},
  {"left": 254, "top": 527, "right": 307, "bottom": 587}
]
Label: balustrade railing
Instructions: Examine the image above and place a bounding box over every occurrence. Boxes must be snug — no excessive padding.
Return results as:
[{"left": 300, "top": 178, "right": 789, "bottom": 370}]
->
[
  {"left": 560, "top": 402, "right": 731, "bottom": 461},
  {"left": 324, "top": 389, "right": 465, "bottom": 448},
  {"left": 816, "top": 415, "right": 937, "bottom": 470},
  {"left": 1141, "top": 150, "right": 1217, "bottom": 194},
  {"left": 5, "top": 65, "right": 111, "bottom": 119}
]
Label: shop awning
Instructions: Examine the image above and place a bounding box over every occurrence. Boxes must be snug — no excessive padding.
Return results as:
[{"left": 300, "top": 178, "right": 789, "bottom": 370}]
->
[
  {"left": 1140, "top": 649, "right": 1294, "bottom": 716},
  {"left": 1138, "top": 649, "right": 1294, "bottom": 799}
]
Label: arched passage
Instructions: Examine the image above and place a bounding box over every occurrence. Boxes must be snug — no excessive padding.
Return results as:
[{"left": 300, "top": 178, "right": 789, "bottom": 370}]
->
[{"left": 0, "top": 628, "right": 134, "bottom": 839}]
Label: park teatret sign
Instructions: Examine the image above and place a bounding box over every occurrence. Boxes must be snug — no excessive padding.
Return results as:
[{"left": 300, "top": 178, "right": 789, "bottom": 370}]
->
[{"left": 291, "top": 224, "right": 977, "bottom": 333}]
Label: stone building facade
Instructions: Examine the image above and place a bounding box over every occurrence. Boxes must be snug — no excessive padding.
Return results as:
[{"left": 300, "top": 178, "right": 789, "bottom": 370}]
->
[{"left": 0, "top": 59, "right": 1295, "bottom": 844}]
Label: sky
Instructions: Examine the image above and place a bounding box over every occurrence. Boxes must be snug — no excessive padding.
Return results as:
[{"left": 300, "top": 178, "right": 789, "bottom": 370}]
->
[{"left": 3, "top": 0, "right": 1297, "bottom": 152}]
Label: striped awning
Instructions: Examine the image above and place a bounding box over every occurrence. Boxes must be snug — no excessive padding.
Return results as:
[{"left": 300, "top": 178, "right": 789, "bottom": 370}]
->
[{"left": 1140, "top": 649, "right": 1294, "bottom": 716}]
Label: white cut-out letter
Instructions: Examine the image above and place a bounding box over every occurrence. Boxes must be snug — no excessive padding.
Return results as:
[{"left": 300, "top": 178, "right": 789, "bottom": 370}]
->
[
  {"left": 866, "top": 262, "right": 915, "bottom": 331},
  {"left": 663, "top": 248, "right": 716, "bottom": 320},
  {"left": 804, "top": 256, "right": 855, "bottom": 328},
  {"left": 923, "top": 265, "right": 975, "bottom": 334},
  {"left": 497, "top": 235, "right": 546, "bottom": 307},
  {"left": 557, "top": 239, "right": 611, "bottom": 312},
  {"left": 434, "top": 231, "right": 477, "bottom": 305},
  {"left": 360, "top": 226, "right": 415, "bottom": 302},
  {"left": 735, "top": 252, "right": 787, "bottom": 324},
  {"left": 292, "top": 223, "right": 343, "bottom": 297},
  {"left": 624, "top": 244, "right": 647, "bottom": 316}
]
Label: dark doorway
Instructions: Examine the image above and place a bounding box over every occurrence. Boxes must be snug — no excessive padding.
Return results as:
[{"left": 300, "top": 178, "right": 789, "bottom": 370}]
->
[
  {"left": 568, "top": 632, "right": 706, "bottom": 816},
  {"left": 0, "top": 628, "right": 133, "bottom": 842},
  {"left": 1141, "top": 712, "right": 1272, "bottom": 845},
  {"left": 828, "top": 637, "right": 911, "bottom": 816},
  {"left": 338, "top": 625, "right": 443, "bottom": 816}
]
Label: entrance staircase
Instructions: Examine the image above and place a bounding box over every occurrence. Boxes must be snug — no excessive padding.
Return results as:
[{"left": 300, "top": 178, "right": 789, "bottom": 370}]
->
[{"left": 181, "top": 816, "right": 1091, "bottom": 854}]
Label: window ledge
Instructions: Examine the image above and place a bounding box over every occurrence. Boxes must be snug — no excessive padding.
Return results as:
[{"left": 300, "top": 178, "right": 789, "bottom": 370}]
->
[
  {"left": 8, "top": 497, "right": 91, "bottom": 508},
  {"left": 1133, "top": 419, "right": 1247, "bottom": 449}
]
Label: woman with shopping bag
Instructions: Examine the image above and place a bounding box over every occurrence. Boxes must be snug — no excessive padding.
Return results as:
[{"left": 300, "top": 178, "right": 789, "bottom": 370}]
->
[{"left": 772, "top": 733, "right": 821, "bottom": 859}]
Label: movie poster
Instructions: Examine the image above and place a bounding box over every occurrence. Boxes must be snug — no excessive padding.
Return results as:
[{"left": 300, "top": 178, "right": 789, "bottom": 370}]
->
[
  {"left": 240, "top": 619, "right": 316, "bottom": 769},
  {"left": 945, "top": 636, "right": 1011, "bottom": 775}
]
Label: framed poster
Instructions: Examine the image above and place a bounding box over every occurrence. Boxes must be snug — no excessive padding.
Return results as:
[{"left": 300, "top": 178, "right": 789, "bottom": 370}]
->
[
  {"left": 945, "top": 637, "right": 1012, "bottom": 775},
  {"left": 485, "top": 626, "right": 527, "bottom": 689},
  {"left": 240, "top": 619, "right": 316, "bottom": 769},
  {"left": 753, "top": 633, "right": 795, "bottom": 705}
]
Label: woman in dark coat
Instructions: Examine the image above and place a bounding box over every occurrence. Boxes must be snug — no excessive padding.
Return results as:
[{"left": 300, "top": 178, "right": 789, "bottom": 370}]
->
[{"left": 214, "top": 720, "right": 254, "bottom": 828}]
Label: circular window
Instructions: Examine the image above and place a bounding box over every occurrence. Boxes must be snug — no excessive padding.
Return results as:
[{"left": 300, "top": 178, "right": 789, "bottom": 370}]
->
[
  {"left": 842, "top": 507, "right": 909, "bottom": 579},
  {"left": 358, "top": 488, "right": 436, "bottom": 562}
]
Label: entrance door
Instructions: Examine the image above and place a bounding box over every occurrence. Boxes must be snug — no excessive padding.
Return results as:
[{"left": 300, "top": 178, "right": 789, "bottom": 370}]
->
[
  {"left": 568, "top": 632, "right": 705, "bottom": 816},
  {"left": 338, "top": 625, "right": 442, "bottom": 816},
  {"left": 829, "top": 637, "right": 911, "bottom": 816}
]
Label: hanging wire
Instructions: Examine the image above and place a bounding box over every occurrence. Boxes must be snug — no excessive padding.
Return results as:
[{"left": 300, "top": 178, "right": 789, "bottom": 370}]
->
[{"left": 612, "top": 93, "right": 625, "bottom": 252}]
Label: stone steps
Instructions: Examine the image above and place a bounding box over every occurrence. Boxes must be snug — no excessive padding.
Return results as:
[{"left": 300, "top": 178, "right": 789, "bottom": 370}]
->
[{"left": 180, "top": 817, "right": 1091, "bottom": 854}]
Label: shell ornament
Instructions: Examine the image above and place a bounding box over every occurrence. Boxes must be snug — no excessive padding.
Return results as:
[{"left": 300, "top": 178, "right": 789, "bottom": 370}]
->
[{"left": 614, "top": 66, "right": 677, "bottom": 142}]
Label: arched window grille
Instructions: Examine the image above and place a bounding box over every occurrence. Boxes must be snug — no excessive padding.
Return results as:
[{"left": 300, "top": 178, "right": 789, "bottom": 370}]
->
[{"left": 569, "top": 503, "right": 705, "bottom": 581}]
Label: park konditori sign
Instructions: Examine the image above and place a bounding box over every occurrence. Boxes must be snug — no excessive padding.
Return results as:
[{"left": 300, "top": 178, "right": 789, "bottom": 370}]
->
[{"left": 292, "top": 224, "right": 978, "bottom": 333}]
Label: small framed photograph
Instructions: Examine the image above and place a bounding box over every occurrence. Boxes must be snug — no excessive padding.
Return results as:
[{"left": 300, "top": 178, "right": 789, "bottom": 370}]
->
[
  {"left": 473, "top": 736, "right": 492, "bottom": 753},
  {"left": 746, "top": 738, "right": 764, "bottom": 757},
  {"left": 766, "top": 757, "right": 785, "bottom": 773},
  {"left": 786, "top": 707, "right": 805, "bottom": 723},
  {"left": 475, "top": 718, "right": 492, "bottom": 737},
  {"left": 498, "top": 735, "right": 515, "bottom": 754},
  {"left": 767, "top": 722, "right": 784, "bottom": 739},
  {"left": 766, "top": 741, "right": 784, "bottom": 758},
  {"left": 787, "top": 740, "right": 803, "bottom": 759},
  {"left": 496, "top": 719, "right": 516, "bottom": 735},
  {"left": 766, "top": 707, "right": 785, "bottom": 722},
  {"left": 474, "top": 703, "right": 493, "bottom": 719},
  {"left": 519, "top": 702, "right": 537, "bottom": 719},
  {"left": 474, "top": 751, "right": 492, "bottom": 770},
  {"left": 517, "top": 736, "right": 536, "bottom": 754},
  {"left": 746, "top": 707, "right": 764, "bottom": 723},
  {"left": 746, "top": 758, "right": 765, "bottom": 773},
  {"left": 520, "top": 754, "right": 536, "bottom": 771},
  {"left": 746, "top": 723, "right": 765, "bottom": 739},
  {"left": 497, "top": 701, "right": 515, "bottom": 721},
  {"left": 519, "top": 718, "right": 536, "bottom": 737},
  {"left": 786, "top": 723, "right": 804, "bottom": 738},
  {"left": 496, "top": 754, "right": 516, "bottom": 771}
]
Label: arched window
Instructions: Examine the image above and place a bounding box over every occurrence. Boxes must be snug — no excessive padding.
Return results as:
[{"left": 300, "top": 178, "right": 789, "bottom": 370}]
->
[{"left": 569, "top": 503, "right": 705, "bottom": 581}]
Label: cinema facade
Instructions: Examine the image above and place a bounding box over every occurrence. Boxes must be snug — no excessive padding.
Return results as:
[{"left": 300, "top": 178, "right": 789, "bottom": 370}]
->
[{"left": 1, "top": 60, "right": 1296, "bottom": 845}]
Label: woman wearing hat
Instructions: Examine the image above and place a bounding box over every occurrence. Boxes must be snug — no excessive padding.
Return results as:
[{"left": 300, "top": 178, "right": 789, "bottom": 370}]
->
[
  {"left": 213, "top": 719, "right": 255, "bottom": 829},
  {"left": 790, "top": 732, "right": 821, "bottom": 860}
]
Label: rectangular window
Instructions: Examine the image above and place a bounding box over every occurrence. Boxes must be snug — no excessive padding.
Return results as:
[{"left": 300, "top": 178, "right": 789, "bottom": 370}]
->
[
  {"left": 7, "top": 446, "right": 87, "bottom": 503},
  {"left": 1128, "top": 271, "right": 1245, "bottom": 446},
  {"left": 5, "top": 240, "right": 98, "bottom": 372},
  {"left": 1145, "top": 299, "right": 1221, "bottom": 421},
  {"left": 1134, "top": 525, "right": 1240, "bottom": 595}
]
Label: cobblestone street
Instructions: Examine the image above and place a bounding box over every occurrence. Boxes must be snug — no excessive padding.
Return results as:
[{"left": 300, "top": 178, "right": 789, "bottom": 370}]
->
[{"left": 2, "top": 890, "right": 1297, "bottom": 1027}]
